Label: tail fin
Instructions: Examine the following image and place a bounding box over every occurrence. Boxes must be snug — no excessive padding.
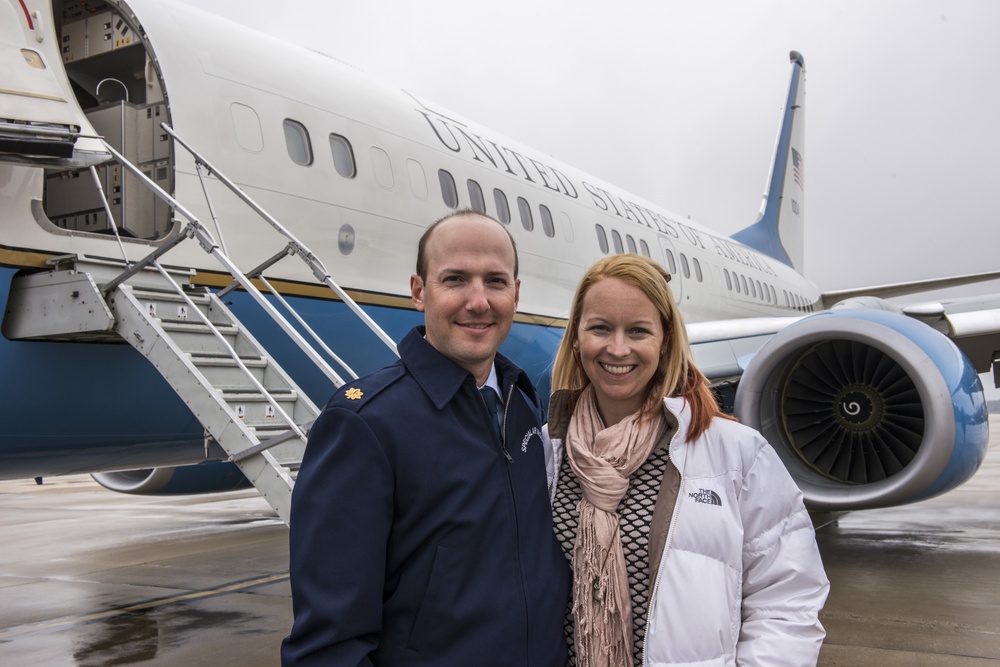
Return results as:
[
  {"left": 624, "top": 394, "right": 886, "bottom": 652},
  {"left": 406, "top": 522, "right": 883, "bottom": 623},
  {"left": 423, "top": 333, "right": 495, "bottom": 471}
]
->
[{"left": 731, "top": 51, "right": 806, "bottom": 270}]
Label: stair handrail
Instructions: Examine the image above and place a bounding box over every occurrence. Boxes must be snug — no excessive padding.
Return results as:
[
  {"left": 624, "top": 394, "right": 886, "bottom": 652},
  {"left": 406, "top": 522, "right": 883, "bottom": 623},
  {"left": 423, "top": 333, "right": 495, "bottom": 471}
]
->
[
  {"left": 218, "top": 244, "right": 359, "bottom": 380},
  {"left": 162, "top": 122, "right": 398, "bottom": 358},
  {"left": 98, "top": 139, "right": 348, "bottom": 389}
]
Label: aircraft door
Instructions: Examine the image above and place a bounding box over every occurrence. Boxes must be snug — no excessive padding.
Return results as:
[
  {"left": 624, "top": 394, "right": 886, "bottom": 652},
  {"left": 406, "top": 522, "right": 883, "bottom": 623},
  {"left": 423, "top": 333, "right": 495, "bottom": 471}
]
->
[
  {"left": 0, "top": 0, "right": 108, "bottom": 168},
  {"left": 657, "top": 234, "right": 683, "bottom": 302},
  {"left": 34, "top": 0, "right": 175, "bottom": 240}
]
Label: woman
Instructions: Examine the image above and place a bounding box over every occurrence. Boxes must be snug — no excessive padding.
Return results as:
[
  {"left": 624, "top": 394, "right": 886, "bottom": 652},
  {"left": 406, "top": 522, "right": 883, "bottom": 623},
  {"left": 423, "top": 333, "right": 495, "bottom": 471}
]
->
[{"left": 547, "top": 254, "right": 828, "bottom": 666}]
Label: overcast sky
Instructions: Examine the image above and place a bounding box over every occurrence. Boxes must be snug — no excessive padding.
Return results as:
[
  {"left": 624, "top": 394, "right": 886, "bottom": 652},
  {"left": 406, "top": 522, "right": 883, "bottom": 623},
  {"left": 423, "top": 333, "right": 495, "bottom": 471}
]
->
[{"left": 179, "top": 0, "right": 1000, "bottom": 295}]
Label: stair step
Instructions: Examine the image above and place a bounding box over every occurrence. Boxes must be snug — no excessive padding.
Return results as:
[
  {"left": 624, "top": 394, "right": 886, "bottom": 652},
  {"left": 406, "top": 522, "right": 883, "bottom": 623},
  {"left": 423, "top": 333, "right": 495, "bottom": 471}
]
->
[
  {"left": 160, "top": 321, "right": 237, "bottom": 334},
  {"left": 131, "top": 288, "right": 211, "bottom": 305},
  {"left": 220, "top": 388, "right": 297, "bottom": 400},
  {"left": 190, "top": 354, "right": 268, "bottom": 367},
  {"left": 248, "top": 425, "right": 300, "bottom": 436}
]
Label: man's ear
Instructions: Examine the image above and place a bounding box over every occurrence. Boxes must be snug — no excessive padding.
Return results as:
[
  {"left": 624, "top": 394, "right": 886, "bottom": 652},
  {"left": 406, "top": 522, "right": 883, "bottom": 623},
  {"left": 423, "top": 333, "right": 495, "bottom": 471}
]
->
[
  {"left": 410, "top": 274, "right": 426, "bottom": 312},
  {"left": 513, "top": 278, "right": 520, "bottom": 310}
]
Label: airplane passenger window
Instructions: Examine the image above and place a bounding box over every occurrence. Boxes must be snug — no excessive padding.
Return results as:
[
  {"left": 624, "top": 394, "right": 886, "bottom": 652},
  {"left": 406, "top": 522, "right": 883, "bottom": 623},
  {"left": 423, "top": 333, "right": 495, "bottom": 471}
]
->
[
  {"left": 596, "top": 224, "right": 609, "bottom": 253},
  {"left": 494, "top": 189, "right": 511, "bottom": 224},
  {"left": 611, "top": 230, "right": 623, "bottom": 253},
  {"left": 750, "top": 280, "right": 758, "bottom": 299},
  {"left": 724, "top": 269, "right": 733, "bottom": 291},
  {"left": 640, "top": 239, "right": 650, "bottom": 257},
  {"left": 517, "top": 197, "right": 534, "bottom": 231},
  {"left": 680, "top": 253, "right": 690, "bottom": 279},
  {"left": 740, "top": 275, "right": 749, "bottom": 295},
  {"left": 769, "top": 285, "right": 777, "bottom": 303},
  {"left": 329, "top": 134, "right": 356, "bottom": 178},
  {"left": 438, "top": 169, "right": 458, "bottom": 208},
  {"left": 539, "top": 204, "right": 555, "bottom": 237},
  {"left": 283, "top": 119, "right": 312, "bottom": 166},
  {"left": 693, "top": 257, "right": 703, "bottom": 282},
  {"left": 755, "top": 280, "right": 763, "bottom": 300},
  {"left": 664, "top": 249, "right": 677, "bottom": 274},
  {"left": 468, "top": 179, "right": 486, "bottom": 213},
  {"left": 626, "top": 235, "right": 637, "bottom": 253},
  {"left": 734, "top": 274, "right": 742, "bottom": 294}
]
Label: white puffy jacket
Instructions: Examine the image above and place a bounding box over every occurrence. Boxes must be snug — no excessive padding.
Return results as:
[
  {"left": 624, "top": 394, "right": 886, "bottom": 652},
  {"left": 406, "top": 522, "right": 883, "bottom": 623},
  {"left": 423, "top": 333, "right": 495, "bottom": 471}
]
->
[{"left": 547, "top": 396, "right": 830, "bottom": 666}]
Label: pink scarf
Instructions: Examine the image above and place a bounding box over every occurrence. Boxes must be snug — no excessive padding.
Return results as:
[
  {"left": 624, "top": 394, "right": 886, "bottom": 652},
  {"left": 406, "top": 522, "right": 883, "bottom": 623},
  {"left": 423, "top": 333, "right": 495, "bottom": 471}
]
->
[{"left": 565, "top": 386, "right": 665, "bottom": 666}]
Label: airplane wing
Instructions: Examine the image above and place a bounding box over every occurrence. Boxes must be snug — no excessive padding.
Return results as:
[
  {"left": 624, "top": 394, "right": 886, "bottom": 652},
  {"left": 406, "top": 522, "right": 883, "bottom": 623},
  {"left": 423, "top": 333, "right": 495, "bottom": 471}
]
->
[
  {"left": 900, "top": 296, "right": 1000, "bottom": 375},
  {"left": 820, "top": 270, "right": 1000, "bottom": 307}
]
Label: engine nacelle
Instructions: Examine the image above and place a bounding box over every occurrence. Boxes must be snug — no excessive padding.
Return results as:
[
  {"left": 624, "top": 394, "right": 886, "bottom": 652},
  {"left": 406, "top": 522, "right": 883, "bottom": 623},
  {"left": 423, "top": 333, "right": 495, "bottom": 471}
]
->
[
  {"left": 734, "top": 309, "right": 989, "bottom": 511},
  {"left": 92, "top": 461, "right": 251, "bottom": 495}
]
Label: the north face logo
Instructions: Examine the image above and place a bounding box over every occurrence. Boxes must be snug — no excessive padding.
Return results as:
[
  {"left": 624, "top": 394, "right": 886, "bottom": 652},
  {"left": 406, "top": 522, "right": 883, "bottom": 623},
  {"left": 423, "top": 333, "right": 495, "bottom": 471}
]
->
[{"left": 689, "top": 488, "right": 722, "bottom": 506}]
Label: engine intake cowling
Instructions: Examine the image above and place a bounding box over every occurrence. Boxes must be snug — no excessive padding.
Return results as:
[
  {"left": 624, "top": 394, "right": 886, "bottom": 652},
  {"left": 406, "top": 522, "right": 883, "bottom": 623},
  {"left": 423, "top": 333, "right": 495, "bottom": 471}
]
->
[
  {"left": 91, "top": 461, "right": 250, "bottom": 495},
  {"left": 734, "top": 309, "right": 989, "bottom": 511}
]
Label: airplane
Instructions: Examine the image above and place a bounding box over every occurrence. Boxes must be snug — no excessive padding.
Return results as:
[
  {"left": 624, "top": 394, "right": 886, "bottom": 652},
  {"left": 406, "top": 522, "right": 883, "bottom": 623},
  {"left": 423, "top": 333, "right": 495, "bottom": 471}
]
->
[{"left": 3, "top": 0, "right": 999, "bottom": 524}]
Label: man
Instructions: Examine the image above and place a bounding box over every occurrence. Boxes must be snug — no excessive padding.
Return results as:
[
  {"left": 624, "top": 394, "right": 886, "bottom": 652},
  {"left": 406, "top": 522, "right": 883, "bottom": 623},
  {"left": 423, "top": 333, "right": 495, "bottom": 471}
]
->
[{"left": 281, "top": 211, "right": 570, "bottom": 666}]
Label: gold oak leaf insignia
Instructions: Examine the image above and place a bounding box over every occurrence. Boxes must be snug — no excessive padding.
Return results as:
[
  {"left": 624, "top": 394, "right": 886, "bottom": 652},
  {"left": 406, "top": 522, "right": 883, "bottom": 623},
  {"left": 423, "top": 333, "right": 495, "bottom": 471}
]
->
[{"left": 345, "top": 387, "right": 364, "bottom": 400}]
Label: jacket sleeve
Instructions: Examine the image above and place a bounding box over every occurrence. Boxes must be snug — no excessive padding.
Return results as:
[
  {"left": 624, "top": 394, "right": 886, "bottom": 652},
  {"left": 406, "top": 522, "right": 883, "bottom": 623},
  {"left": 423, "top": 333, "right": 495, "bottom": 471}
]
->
[
  {"left": 280, "top": 407, "right": 393, "bottom": 667},
  {"left": 736, "top": 440, "right": 830, "bottom": 666}
]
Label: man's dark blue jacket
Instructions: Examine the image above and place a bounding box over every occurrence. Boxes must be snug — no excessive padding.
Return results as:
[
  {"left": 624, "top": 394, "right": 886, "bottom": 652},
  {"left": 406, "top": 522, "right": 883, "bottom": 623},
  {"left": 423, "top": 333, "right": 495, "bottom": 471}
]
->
[{"left": 281, "top": 327, "right": 570, "bottom": 666}]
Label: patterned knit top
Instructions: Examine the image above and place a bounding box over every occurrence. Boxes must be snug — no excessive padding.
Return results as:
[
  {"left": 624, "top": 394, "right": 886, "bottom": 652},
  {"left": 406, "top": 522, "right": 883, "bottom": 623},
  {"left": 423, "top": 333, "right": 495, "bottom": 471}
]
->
[{"left": 551, "top": 446, "right": 672, "bottom": 666}]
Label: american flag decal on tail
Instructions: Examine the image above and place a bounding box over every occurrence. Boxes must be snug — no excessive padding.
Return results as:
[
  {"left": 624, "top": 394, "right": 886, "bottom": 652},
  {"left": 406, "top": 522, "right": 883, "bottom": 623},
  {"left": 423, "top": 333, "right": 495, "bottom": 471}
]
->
[{"left": 791, "top": 147, "right": 803, "bottom": 188}]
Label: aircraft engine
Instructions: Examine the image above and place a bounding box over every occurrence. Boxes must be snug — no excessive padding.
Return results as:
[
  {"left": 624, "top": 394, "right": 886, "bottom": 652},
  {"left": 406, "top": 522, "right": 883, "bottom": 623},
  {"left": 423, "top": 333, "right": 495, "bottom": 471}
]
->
[
  {"left": 91, "top": 462, "right": 251, "bottom": 495},
  {"left": 734, "top": 308, "right": 990, "bottom": 511}
]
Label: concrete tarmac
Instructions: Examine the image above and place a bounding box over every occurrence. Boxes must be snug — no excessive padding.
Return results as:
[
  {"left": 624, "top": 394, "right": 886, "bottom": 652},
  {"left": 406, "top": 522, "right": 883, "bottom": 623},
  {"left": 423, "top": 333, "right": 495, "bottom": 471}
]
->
[{"left": 1, "top": 421, "right": 999, "bottom": 666}]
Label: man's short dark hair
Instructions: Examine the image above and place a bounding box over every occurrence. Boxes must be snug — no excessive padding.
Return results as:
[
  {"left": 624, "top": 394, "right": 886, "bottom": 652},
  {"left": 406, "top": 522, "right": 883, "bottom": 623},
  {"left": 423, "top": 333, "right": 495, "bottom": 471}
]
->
[{"left": 416, "top": 209, "right": 519, "bottom": 281}]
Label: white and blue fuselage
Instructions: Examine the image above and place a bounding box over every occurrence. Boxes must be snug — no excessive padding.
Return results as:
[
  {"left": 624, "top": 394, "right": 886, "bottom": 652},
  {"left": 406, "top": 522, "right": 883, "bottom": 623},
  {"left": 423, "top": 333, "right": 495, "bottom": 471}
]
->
[{"left": 1, "top": 0, "right": 988, "bottom": 512}]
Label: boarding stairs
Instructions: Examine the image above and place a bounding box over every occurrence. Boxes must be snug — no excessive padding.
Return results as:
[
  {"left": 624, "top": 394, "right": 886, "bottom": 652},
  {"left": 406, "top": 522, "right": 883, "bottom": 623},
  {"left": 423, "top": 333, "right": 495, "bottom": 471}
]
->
[{"left": 4, "top": 125, "right": 398, "bottom": 524}]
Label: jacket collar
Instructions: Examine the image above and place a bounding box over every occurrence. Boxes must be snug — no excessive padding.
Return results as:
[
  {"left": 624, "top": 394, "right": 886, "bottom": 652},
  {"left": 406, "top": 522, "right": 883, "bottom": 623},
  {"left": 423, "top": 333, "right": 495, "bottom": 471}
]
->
[
  {"left": 398, "top": 326, "right": 536, "bottom": 410},
  {"left": 662, "top": 396, "right": 691, "bottom": 464}
]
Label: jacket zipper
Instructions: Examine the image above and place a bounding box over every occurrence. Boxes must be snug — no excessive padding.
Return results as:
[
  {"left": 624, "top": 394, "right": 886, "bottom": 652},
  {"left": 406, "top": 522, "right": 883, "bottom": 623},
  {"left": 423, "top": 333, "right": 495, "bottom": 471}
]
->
[
  {"left": 496, "top": 382, "right": 527, "bottom": 662},
  {"left": 500, "top": 384, "right": 514, "bottom": 462},
  {"left": 642, "top": 420, "right": 684, "bottom": 667}
]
